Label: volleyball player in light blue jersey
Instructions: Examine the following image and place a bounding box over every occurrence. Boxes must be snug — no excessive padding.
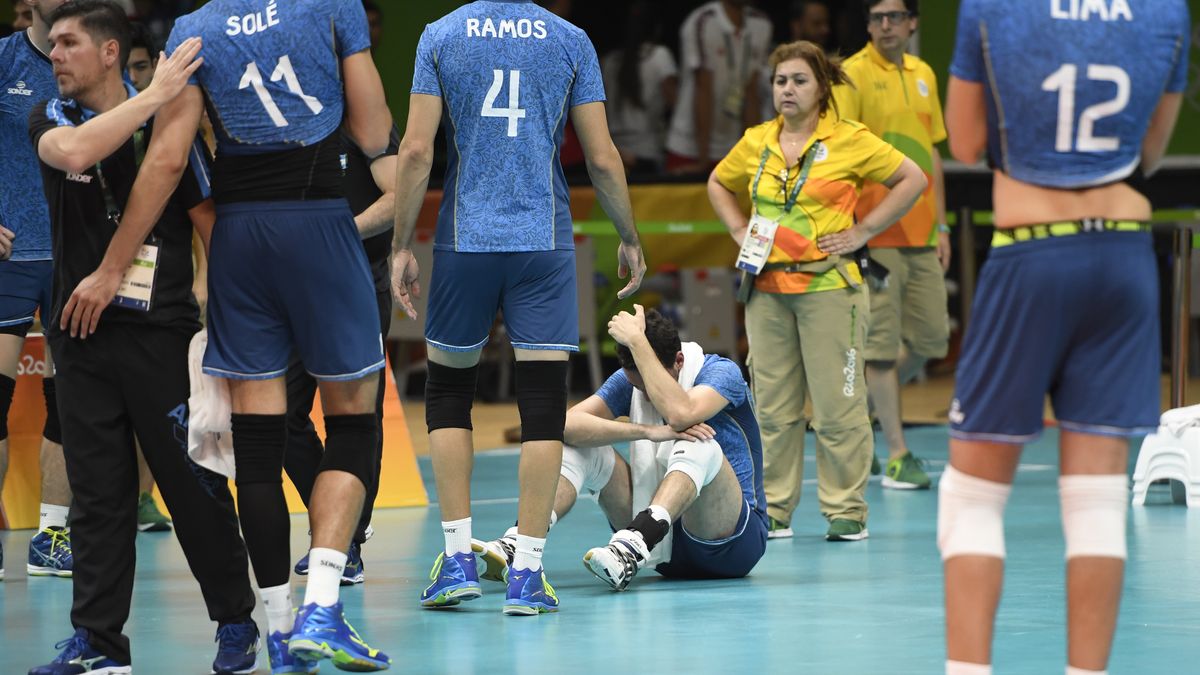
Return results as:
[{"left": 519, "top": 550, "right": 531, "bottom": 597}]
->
[
  {"left": 58, "top": 0, "right": 396, "bottom": 671},
  {"left": 940, "top": 2, "right": 1189, "bottom": 674},
  {"left": 389, "top": 0, "right": 646, "bottom": 616}
]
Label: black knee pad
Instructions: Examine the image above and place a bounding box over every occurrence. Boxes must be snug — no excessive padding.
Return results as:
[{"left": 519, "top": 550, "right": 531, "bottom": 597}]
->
[
  {"left": 425, "top": 362, "right": 478, "bottom": 432},
  {"left": 319, "top": 413, "right": 378, "bottom": 488},
  {"left": 0, "top": 374, "right": 14, "bottom": 441},
  {"left": 231, "top": 414, "right": 287, "bottom": 486},
  {"left": 515, "top": 361, "right": 568, "bottom": 443},
  {"left": 41, "top": 377, "right": 62, "bottom": 445}
]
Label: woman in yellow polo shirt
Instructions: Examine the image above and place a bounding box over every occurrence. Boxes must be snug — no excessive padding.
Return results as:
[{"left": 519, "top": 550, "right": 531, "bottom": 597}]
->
[{"left": 707, "top": 41, "right": 926, "bottom": 542}]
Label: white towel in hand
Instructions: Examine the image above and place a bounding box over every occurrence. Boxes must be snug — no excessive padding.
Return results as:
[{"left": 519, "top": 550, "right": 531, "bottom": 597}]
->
[
  {"left": 186, "top": 329, "right": 235, "bottom": 479},
  {"left": 628, "top": 341, "right": 706, "bottom": 566},
  {"left": 1160, "top": 404, "right": 1200, "bottom": 437}
]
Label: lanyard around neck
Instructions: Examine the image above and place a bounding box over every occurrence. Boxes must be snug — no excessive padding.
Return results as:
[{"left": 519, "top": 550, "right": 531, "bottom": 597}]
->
[
  {"left": 94, "top": 128, "right": 146, "bottom": 220},
  {"left": 751, "top": 139, "right": 820, "bottom": 217}
]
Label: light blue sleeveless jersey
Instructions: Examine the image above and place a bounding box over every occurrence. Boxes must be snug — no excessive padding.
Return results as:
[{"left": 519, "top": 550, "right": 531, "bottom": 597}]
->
[
  {"left": 412, "top": 0, "right": 606, "bottom": 253},
  {"left": 951, "top": 0, "right": 1190, "bottom": 188},
  {"left": 166, "top": 0, "right": 372, "bottom": 154}
]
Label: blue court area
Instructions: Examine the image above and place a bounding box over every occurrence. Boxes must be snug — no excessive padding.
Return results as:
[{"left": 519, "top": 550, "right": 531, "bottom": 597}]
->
[{"left": 2, "top": 426, "right": 1198, "bottom": 673}]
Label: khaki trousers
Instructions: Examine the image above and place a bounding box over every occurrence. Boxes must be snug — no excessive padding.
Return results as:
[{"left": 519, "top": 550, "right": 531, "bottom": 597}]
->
[{"left": 745, "top": 285, "right": 873, "bottom": 525}]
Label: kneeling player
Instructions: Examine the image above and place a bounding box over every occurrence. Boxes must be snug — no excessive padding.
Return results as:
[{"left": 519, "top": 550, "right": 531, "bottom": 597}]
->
[{"left": 476, "top": 307, "right": 767, "bottom": 590}]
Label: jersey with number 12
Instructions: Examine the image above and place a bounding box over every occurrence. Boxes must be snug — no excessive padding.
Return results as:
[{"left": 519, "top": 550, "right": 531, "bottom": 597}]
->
[
  {"left": 165, "top": 0, "right": 372, "bottom": 154},
  {"left": 413, "top": 1, "right": 606, "bottom": 253},
  {"left": 951, "top": 0, "right": 1190, "bottom": 189}
]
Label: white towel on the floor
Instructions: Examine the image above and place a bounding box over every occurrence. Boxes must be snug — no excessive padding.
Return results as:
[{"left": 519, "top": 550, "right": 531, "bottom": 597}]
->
[
  {"left": 628, "top": 341, "right": 705, "bottom": 567},
  {"left": 1159, "top": 404, "right": 1200, "bottom": 437},
  {"left": 186, "top": 329, "right": 236, "bottom": 479}
]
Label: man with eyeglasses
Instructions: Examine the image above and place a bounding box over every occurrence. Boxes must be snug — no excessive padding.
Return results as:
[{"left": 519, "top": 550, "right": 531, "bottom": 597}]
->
[{"left": 832, "top": 0, "right": 947, "bottom": 493}]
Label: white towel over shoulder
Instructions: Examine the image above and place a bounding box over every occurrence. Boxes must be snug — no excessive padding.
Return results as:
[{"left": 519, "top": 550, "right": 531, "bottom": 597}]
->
[
  {"left": 628, "top": 341, "right": 706, "bottom": 566},
  {"left": 187, "top": 329, "right": 235, "bottom": 479}
]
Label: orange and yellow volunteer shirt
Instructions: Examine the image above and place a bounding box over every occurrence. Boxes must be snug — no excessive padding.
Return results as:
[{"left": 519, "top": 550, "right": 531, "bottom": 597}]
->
[
  {"left": 834, "top": 42, "right": 945, "bottom": 248},
  {"left": 715, "top": 113, "right": 905, "bottom": 293}
]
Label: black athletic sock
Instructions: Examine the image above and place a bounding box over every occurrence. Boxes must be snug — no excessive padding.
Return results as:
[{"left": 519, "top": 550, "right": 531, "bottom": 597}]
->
[{"left": 627, "top": 508, "right": 671, "bottom": 551}]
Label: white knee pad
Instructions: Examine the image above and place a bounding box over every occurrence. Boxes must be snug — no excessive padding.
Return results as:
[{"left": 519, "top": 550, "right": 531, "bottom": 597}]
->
[
  {"left": 1059, "top": 474, "right": 1127, "bottom": 560},
  {"left": 937, "top": 465, "right": 1012, "bottom": 560},
  {"left": 665, "top": 439, "right": 724, "bottom": 495},
  {"left": 560, "top": 444, "right": 617, "bottom": 496}
]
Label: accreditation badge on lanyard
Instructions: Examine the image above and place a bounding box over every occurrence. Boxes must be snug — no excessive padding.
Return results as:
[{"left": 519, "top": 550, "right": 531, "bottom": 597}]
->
[
  {"left": 97, "top": 128, "right": 159, "bottom": 312},
  {"left": 735, "top": 142, "right": 820, "bottom": 275}
]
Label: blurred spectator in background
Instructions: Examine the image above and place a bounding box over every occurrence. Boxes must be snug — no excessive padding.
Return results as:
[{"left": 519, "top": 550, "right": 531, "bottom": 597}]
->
[
  {"left": 666, "top": 0, "right": 773, "bottom": 176},
  {"left": 790, "top": 0, "right": 831, "bottom": 49},
  {"left": 126, "top": 21, "right": 157, "bottom": 92},
  {"left": 603, "top": 0, "right": 678, "bottom": 177},
  {"left": 834, "top": 0, "right": 946, "bottom": 493},
  {"left": 364, "top": 0, "right": 383, "bottom": 50},
  {"left": 11, "top": 0, "right": 31, "bottom": 31}
]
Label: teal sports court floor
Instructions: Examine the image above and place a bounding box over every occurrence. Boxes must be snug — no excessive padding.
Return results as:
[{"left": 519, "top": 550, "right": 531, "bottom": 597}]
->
[{"left": 2, "top": 426, "right": 1198, "bottom": 673}]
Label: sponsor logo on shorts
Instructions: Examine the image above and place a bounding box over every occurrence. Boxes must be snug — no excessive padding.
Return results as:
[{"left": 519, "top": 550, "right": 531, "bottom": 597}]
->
[
  {"left": 949, "top": 399, "right": 965, "bottom": 425},
  {"left": 842, "top": 348, "right": 857, "bottom": 397}
]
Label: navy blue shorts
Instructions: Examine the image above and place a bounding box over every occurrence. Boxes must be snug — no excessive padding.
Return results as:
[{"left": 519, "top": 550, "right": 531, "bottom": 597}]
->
[
  {"left": 655, "top": 500, "right": 768, "bottom": 580},
  {"left": 204, "top": 200, "right": 384, "bottom": 381},
  {"left": 0, "top": 259, "right": 53, "bottom": 337},
  {"left": 425, "top": 249, "right": 579, "bottom": 353},
  {"left": 950, "top": 232, "right": 1160, "bottom": 442}
]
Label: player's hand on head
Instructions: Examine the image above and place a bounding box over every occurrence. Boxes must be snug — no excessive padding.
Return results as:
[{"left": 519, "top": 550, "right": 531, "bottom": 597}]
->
[
  {"left": 607, "top": 303, "right": 647, "bottom": 347},
  {"left": 391, "top": 248, "right": 421, "bottom": 320},
  {"left": 60, "top": 267, "right": 123, "bottom": 339},
  {"left": 0, "top": 224, "right": 13, "bottom": 261},
  {"left": 616, "top": 242, "right": 646, "bottom": 300},
  {"left": 146, "top": 37, "right": 204, "bottom": 106}
]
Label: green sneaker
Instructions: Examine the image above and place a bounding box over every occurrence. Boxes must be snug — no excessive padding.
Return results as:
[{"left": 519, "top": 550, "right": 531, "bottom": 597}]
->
[
  {"left": 766, "top": 516, "right": 793, "bottom": 540},
  {"left": 882, "top": 452, "right": 932, "bottom": 490},
  {"left": 825, "top": 519, "right": 868, "bottom": 542},
  {"left": 870, "top": 455, "right": 881, "bottom": 476},
  {"left": 137, "top": 491, "right": 172, "bottom": 532}
]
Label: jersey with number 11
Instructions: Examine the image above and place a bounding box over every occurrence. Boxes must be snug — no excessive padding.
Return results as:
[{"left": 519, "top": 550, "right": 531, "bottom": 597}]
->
[
  {"left": 950, "top": 0, "right": 1190, "bottom": 189},
  {"left": 413, "top": 1, "right": 606, "bottom": 253},
  {"left": 166, "top": 0, "right": 372, "bottom": 153}
]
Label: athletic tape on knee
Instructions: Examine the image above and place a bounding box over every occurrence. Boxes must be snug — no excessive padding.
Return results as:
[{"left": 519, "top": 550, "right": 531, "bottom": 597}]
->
[
  {"left": 232, "top": 414, "right": 287, "bottom": 486},
  {"left": 560, "top": 444, "right": 617, "bottom": 496},
  {"left": 319, "top": 413, "right": 379, "bottom": 489},
  {"left": 937, "top": 465, "right": 1012, "bottom": 561},
  {"left": 665, "top": 439, "right": 723, "bottom": 495},
  {"left": 425, "top": 362, "right": 478, "bottom": 432},
  {"left": 515, "top": 361, "right": 568, "bottom": 443},
  {"left": 41, "top": 377, "right": 61, "bottom": 445},
  {"left": 0, "top": 374, "right": 14, "bottom": 441},
  {"left": 1059, "top": 474, "right": 1127, "bottom": 560}
]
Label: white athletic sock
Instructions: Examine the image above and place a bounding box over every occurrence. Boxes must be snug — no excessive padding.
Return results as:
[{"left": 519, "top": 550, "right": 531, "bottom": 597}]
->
[
  {"left": 260, "top": 583, "right": 293, "bottom": 636},
  {"left": 39, "top": 503, "right": 69, "bottom": 531},
  {"left": 648, "top": 504, "right": 672, "bottom": 525},
  {"left": 512, "top": 534, "right": 545, "bottom": 572},
  {"left": 1066, "top": 667, "right": 1106, "bottom": 675},
  {"left": 946, "top": 660, "right": 992, "bottom": 675},
  {"left": 442, "top": 517, "right": 472, "bottom": 556},
  {"left": 303, "top": 548, "right": 346, "bottom": 608}
]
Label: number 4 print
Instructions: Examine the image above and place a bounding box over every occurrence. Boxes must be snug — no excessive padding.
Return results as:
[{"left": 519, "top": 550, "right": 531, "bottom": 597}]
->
[
  {"left": 482, "top": 69, "right": 526, "bottom": 138},
  {"left": 240, "top": 55, "right": 324, "bottom": 128}
]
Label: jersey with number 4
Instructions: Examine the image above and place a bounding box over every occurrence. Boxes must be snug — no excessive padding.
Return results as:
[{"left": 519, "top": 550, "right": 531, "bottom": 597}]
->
[
  {"left": 166, "top": 0, "right": 371, "bottom": 154},
  {"left": 951, "top": 0, "right": 1190, "bottom": 188},
  {"left": 413, "top": 0, "right": 606, "bottom": 253}
]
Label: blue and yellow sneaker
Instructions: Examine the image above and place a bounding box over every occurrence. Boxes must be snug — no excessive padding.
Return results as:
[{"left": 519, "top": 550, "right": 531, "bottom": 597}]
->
[
  {"left": 503, "top": 567, "right": 559, "bottom": 616},
  {"left": 419, "top": 551, "right": 481, "bottom": 607},
  {"left": 211, "top": 619, "right": 259, "bottom": 674},
  {"left": 266, "top": 630, "right": 318, "bottom": 674},
  {"left": 295, "top": 542, "right": 365, "bottom": 586},
  {"left": 27, "top": 527, "right": 73, "bottom": 578},
  {"left": 28, "top": 628, "right": 130, "bottom": 674},
  {"left": 287, "top": 601, "right": 390, "bottom": 671}
]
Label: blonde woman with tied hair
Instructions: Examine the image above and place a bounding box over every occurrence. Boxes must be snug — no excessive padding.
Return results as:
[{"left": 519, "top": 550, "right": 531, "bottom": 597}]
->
[{"left": 707, "top": 40, "right": 926, "bottom": 542}]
